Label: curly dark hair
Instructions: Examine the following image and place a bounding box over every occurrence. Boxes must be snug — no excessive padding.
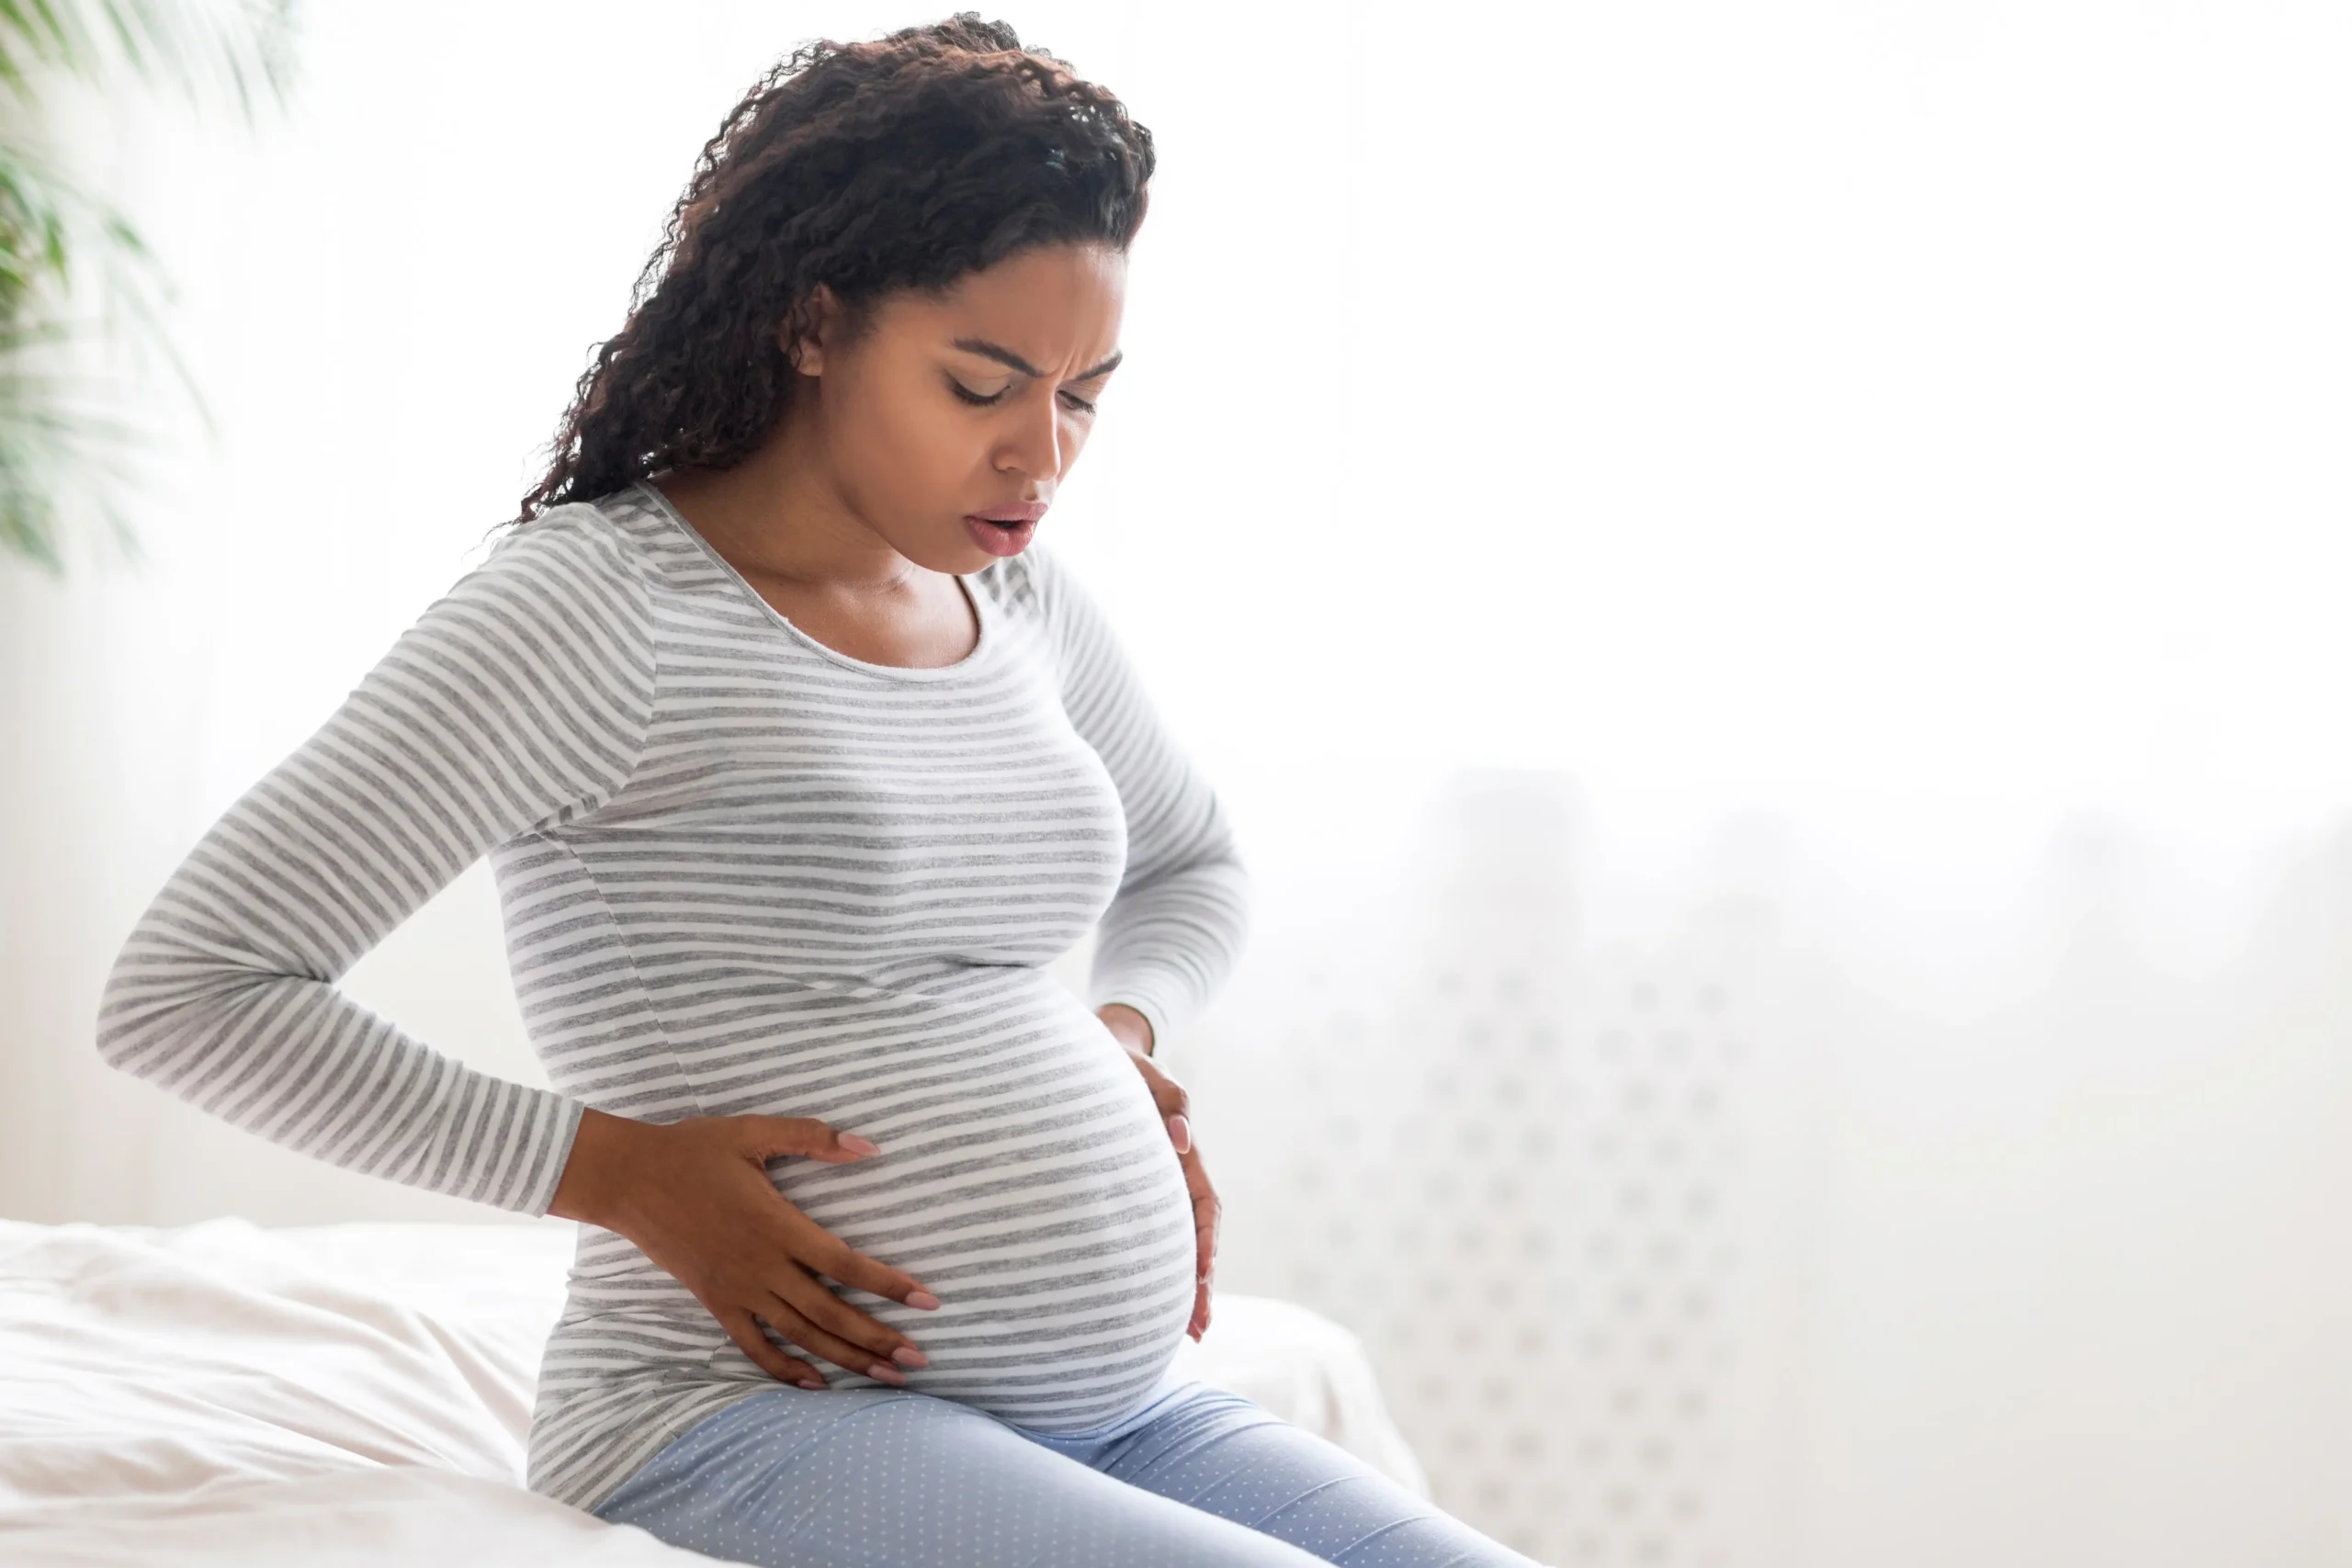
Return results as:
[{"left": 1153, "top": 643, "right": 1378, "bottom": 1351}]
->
[{"left": 500, "top": 11, "right": 1155, "bottom": 533}]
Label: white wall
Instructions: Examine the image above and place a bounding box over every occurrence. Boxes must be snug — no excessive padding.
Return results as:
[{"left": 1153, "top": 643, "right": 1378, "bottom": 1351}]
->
[{"left": 3, "top": 3, "right": 2348, "bottom": 1564}]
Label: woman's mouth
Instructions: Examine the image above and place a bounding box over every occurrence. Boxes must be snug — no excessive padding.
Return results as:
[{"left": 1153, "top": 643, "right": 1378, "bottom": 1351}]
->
[{"left": 963, "top": 514, "right": 1036, "bottom": 557}]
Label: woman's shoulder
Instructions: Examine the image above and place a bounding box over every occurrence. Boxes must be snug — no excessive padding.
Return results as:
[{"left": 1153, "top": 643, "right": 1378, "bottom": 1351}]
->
[
  {"left": 426, "top": 492, "right": 668, "bottom": 667},
  {"left": 485, "top": 488, "right": 667, "bottom": 582}
]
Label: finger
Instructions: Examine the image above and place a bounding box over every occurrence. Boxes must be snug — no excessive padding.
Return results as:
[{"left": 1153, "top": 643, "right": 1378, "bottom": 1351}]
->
[
  {"left": 1180, "top": 1144, "right": 1216, "bottom": 1214},
  {"left": 741, "top": 1114, "right": 883, "bottom": 1165},
  {"left": 771, "top": 1206, "right": 943, "bottom": 1311},
  {"left": 718, "top": 1306, "right": 828, "bottom": 1389},
  {"left": 1147, "top": 1068, "right": 1192, "bottom": 1122},
  {"left": 772, "top": 1268, "right": 931, "bottom": 1368},
  {"left": 760, "top": 1292, "right": 916, "bottom": 1385},
  {"left": 1125, "top": 1053, "right": 1191, "bottom": 1120},
  {"left": 1190, "top": 1264, "right": 1216, "bottom": 1337},
  {"left": 1180, "top": 1151, "right": 1219, "bottom": 1280}
]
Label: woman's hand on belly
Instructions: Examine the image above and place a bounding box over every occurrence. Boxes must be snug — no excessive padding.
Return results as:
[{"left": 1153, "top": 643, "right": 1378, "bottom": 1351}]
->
[
  {"left": 1099, "top": 1007, "right": 1222, "bottom": 1343},
  {"left": 548, "top": 1106, "right": 944, "bottom": 1385}
]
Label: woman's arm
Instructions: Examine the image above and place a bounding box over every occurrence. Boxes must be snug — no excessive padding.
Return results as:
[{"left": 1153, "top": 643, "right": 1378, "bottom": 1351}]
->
[
  {"left": 93, "top": 507, "right": 657, "bottom": 1215},
  {"left": 1027, "top": 546, "right": 1250, "bottom": 1054}
]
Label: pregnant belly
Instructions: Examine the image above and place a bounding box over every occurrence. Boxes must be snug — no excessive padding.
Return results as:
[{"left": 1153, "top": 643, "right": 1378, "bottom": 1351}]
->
[{"left": 753, "top": 984, "right": 1198, "bottom": 1432}]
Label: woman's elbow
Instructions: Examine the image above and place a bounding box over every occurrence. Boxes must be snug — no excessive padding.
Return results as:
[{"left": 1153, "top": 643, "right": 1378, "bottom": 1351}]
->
[{"left": 93, "top": 926, "right": 215, "bottom": 1079}]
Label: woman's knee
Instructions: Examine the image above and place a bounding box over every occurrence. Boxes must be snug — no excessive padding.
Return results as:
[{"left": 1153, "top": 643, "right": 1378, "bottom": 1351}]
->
[{"left": 1094, "top": 1388, "right": 1546, "bottom": 1568}]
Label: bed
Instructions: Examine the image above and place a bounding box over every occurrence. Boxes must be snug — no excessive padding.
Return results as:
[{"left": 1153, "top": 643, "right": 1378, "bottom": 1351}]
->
[{"left": 0, "top": 1214, "right": 1427, "bottom": 1564}]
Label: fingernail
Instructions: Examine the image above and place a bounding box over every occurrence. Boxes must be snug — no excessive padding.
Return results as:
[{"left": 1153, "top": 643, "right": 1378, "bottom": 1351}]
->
[
  {"left": 840, "top": 1134, "right": 880, "bottom": 1156},
  {"left": 1167, "top": 1114, "right": 1191, "bottom": 1152},
  {"left": 867, "top": 1361, "right": 910, "bottom": 1385},
  {"left": 796, "top": 1377, "right": 826, "bottom": 1390},
  {"left": 892, "top": 1345, "right": 928, "bottom": 1369},
  {"left": 905, "top": 1290, "right": 941, "bottom": 1311}
]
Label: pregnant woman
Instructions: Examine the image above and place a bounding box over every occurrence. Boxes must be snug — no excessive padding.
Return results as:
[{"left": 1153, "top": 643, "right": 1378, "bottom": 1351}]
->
[{"left": 96, "top": 14, "right": 1539, "bottom": 1567}]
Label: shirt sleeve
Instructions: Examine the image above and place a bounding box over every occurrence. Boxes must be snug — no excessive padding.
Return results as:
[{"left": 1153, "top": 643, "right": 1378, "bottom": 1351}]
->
[
  {"left": 1024, "top": 545, "right": 1250, "bottom": 1053},
  {"left": 93, "top": 505, "right": 658, "bottom": 1216}
]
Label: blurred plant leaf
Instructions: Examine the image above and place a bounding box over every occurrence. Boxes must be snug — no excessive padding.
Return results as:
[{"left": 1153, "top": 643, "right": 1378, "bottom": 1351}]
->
[
  {"left": 0, "top": 0, "right": 300, "bottom": 124},
  {"left": 0, "top": 0, "right": 299, "bottom": 579}
]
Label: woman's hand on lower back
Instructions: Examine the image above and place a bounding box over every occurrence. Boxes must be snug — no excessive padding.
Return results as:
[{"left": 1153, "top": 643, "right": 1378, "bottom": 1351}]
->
[{"left": 547, "top": 1106, "right": 942, "bottom": 1387}]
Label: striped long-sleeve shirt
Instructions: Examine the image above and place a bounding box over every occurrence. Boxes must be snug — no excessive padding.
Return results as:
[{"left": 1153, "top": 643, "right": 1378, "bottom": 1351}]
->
[{"left": 94, "top": 479, "right": 1250, "bottom": 1513}]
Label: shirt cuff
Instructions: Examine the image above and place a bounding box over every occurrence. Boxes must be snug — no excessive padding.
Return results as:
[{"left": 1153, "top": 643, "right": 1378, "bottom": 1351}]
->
[{"left": 1091, "top": 987, "right": 1174, "bottom": 1059}]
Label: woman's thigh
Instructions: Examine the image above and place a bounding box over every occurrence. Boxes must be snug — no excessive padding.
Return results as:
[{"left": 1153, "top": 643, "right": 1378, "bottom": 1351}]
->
[
  {"left": 590, "top": 1383, "right": 1338, "bottom": 1568},
  {"left": 591, "top": 1381, "right": 1544, "bottom": 1568},
  {"left": 1046, "top": 1380, "right": 1544, "bottom": 1568}
]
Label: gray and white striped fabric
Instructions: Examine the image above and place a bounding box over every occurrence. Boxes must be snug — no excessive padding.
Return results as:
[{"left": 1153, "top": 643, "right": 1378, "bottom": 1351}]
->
[{"left": 95, "top": 479, "right": 1250, "bottom": 1513}]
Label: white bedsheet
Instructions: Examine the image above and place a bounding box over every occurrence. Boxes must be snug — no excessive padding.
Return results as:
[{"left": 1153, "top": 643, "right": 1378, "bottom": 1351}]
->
[
  {"left": 0, "top": 1216, "right": 1425, "bottom": 1564},
  {"left": 0, "top": 1469, "right": 709, "bottom": 1565}
]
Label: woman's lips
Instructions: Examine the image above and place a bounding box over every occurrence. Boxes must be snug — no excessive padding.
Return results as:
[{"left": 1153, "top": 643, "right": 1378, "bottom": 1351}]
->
[{"left": 964, "top": 514, "right": 1036, "bottom": 557}]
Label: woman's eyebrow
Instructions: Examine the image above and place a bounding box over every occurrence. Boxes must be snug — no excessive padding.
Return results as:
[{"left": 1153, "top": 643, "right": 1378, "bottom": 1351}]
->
[{"left": 953, "top": 337, "right": 1124, "bottom": 381}]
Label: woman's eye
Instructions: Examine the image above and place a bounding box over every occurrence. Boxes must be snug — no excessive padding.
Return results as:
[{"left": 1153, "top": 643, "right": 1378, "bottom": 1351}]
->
[{"left": 947, "top": 378, "right": 1098, "bottom": 414}]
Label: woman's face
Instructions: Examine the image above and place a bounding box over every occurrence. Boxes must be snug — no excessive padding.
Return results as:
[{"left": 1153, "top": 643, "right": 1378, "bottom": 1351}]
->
[{"left": 788, "top": 241, "right": 1126, "bottom": 574}]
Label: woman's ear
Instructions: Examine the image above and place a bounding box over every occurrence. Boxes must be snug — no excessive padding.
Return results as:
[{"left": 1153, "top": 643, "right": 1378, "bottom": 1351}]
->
[{"left": 777, "top": 283, "right": 842, "bottom": 374}]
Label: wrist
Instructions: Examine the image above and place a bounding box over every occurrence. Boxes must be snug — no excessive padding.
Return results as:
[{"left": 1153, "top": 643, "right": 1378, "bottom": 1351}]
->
[
  {"left": 547, "top": 1106, "right": 646, "bottom": 1226},
  {"left": 1095, "top": 1001, "right": 1155, "bottom": 1058}
]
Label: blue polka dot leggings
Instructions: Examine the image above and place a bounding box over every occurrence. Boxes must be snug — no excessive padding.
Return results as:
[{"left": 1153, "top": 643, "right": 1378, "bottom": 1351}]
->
[{"left": 589, "top": 1370, "right": 1544, "bottom": 1567}]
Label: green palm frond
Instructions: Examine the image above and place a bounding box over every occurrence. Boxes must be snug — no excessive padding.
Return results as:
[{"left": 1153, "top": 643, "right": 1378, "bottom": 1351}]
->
[
  {"left": 0, "top": 0, "right": 299, "bottom": 124},
  {"left": 0, "top": 336, "right": 150, "bottom": 571},
  {"left": 0, "top": 0, "right": 298, "bottom": 578}
]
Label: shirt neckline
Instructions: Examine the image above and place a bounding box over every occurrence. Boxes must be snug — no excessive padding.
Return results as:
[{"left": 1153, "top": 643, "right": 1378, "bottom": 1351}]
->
[{"left": 632, "top": 479, "right": 995, "bottom": 682}]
